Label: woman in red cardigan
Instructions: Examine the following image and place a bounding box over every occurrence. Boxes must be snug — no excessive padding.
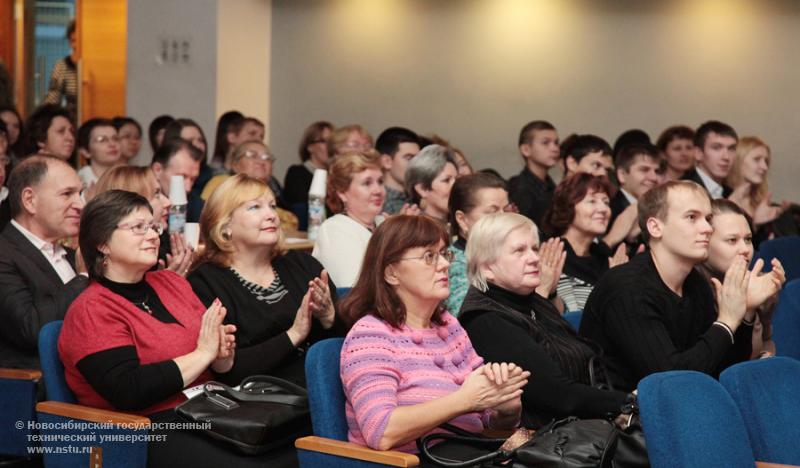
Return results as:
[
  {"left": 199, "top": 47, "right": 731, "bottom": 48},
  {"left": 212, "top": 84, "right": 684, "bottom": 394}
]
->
[{"left": 59, "top": 190, "right": 291, "bottom": 466}]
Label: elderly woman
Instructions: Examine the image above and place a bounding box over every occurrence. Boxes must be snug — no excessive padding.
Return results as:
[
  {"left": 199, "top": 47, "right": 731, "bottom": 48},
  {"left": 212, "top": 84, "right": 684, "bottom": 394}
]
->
[
  {"left": 458, "top": 212, "right": 634, "bottom": 428},
  {"left": 312, "top": 151, "right": 385, "bottom": 287},
  {"left": 327, "top": 124, "right": 372, "bottom": 158},
  {"left": 92, "top": 165, "right": 194, "bottom": 276},
  {"left": 405, "top": 144, "right": 458, "bottom": 223},
  {"left": 284, "top": 121, "right": 334, "bottom": 207},
  {"left": 188, "top": 174, "right": 340, "bottom": 385},
  {"left": 22, "top": 104, "right": 75, "bottom": 160},
  {"left": 543, "top": 173, "right": 628, "bottom": 312},
  {"left": 340, "top": 215, "right": 529, "bottom": 453},
  {"left": 700, "top": 199, "right": 786, "bottom": 359}
]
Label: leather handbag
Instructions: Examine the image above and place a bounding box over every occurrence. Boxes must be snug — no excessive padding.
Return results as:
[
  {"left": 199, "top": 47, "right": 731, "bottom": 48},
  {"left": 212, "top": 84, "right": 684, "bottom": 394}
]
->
[{"left": 175, "top": 375, "right": 311, "bottom": 455}]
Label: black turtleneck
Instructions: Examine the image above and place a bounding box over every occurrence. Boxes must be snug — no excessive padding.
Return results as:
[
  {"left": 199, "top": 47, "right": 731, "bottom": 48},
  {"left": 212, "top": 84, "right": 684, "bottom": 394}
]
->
[
  {"left": 97, "top": 275, "right": 176, "bottom": 324},
  {"left": 459, "top": 283, "right": 630, "bottom": 427}
]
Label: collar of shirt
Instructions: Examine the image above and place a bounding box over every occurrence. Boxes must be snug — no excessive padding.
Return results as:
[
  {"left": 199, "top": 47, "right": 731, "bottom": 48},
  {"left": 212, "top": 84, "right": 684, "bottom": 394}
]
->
[
  {"left": 696, "top": 167, "right": 724, "bottom": 199},
  {"left": 0, "top": 186, "right": 7, "bottom": 202},
  {"left": 620, "top": 188, "right": 637, "bottom": 205},
  {"left": 10, "top": 219, "right": 68, "bottom": 262}
]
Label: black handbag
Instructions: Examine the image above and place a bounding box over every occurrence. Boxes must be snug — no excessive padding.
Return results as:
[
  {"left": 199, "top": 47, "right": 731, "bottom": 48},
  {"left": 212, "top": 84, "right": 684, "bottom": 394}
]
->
[{"left": 175, "top": 375, "right": 311, "bottom": 455}]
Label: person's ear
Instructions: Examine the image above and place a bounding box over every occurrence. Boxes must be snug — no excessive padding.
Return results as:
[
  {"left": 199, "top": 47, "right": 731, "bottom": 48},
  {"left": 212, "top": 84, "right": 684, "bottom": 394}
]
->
[
  {"left": 20, "top": 186, "right": 37, "bottom": 216},
  {"left": 414, "top": 183, "right": 428, "bottom": 200},
  {"left": 646, "top": 216, "right": 663, "bottom": 240},
  {"left": 565, "top": 156, "right": 579, "bottom": 174},
  {"left": 455, "top": 210, "right": 469, "bottom": 237},
  {"left": 519, "top": 143, "right": 532, "bottom": 159},
  {"left": 226, "top": 130, "right": 237, "bottom": 146},
  {"left": 98, "top": 244, "right": 111, "bottom": 256},
  {"left": 384, "top": 264, "right": 400, "bottom": 286},
  {"left": 693, "top": 146, "right": 703, "bottom": 163},
  {"left": 482, "top": 262, "right": 496, "bottom": 282},
  {"left": 337, "top": 190, "right": 349, "bottom": 206},
  {"left": 616, "top": 168, "right": 627, "bottom": 186},
  {"left": 78, "top": 147, "right": 90, "bottom": 161},
  {"left": 151, "top": 162, "right": 163, "bottom": 177},
  {"left": 380, "top": 153, "right": 393, "bottom": 171}
]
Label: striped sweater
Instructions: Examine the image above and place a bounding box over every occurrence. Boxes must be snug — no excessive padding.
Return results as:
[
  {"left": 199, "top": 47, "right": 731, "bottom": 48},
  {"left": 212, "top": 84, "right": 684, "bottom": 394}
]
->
[{"left": 340, "top": 312, "right": 488, "bottom": 453}]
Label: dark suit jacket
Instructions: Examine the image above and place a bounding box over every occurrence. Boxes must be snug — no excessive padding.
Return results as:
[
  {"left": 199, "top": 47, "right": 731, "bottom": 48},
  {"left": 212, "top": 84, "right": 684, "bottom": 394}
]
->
[
  {"left": 0, "top": 223, "right": 88, "bottom": 368},
  {"left": 681, "top": 168, "right": 732, "bottom": 198}
]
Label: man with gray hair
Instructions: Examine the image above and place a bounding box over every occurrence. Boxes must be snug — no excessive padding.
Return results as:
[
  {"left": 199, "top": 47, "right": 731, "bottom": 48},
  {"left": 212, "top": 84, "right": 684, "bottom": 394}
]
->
[{"left": 0, "top": 155, "right": 88, "bottom": 368}]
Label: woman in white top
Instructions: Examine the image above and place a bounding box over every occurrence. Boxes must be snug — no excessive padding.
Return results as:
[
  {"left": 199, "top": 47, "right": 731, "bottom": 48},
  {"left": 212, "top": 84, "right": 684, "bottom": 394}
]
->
[{"left": 312, "top": 151, "right": 385, "bottom": 287}]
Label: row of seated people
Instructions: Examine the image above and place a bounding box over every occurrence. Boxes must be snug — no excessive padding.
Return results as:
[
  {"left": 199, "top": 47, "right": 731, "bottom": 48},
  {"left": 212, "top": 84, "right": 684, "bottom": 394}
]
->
[{"left": 0, "top": 148, "right": 786, "bottom": 465}]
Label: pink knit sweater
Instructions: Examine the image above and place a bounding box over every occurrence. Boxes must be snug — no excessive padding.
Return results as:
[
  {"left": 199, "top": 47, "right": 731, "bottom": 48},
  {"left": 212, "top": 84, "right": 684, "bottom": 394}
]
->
[{"left": 340, "top": 312, "right": 488, "bottom": 453}]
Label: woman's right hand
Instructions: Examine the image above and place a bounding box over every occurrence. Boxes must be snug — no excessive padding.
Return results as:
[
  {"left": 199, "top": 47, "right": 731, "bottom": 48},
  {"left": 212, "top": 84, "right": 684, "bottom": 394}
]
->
[
  {"left": 196, "top": 299, "right": 226, "bottom": 361},
  {"left": 287, "top": 291, "right": 312, "bottom": 347},
  {"left": 457, "top": 363, "right": 530, "bottom": 412}
]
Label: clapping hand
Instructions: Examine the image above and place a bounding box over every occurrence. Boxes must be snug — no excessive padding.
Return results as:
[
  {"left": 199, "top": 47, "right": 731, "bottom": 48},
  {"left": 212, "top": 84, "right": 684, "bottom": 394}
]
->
[
  {"left": 711, "top": 257, "right": 751, "bottom": 330},
  {"left": 308, "top": 270, "right": 336, "bottom": 329},
  {"left": 608, "top": 243, "right": 630, "bottom": 268},
  {"left": 160, "top": 232, "right": 195, "bottom": 277},
  {"left": 746, "top": 258, "right": 785, "bottom": 309},
  {"left": 458, "top": 363, "right": 530, "bottom": 413},
  {"left": 535, "top": 238, "right": 565, "bottom": 299}
]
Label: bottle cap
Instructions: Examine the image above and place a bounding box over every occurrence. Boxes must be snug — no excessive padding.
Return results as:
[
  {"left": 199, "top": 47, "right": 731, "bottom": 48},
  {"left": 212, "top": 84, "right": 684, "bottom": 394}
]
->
[
  {"left": 308, "top": 169, "right": 327, "bottom": 198},
  {"left": 169, "top": 175, "right": 187, "bottom": 205}
]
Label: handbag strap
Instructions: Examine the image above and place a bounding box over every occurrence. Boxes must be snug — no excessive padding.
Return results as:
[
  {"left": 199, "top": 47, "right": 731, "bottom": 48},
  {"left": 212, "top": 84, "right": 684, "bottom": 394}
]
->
[
  {"left": 203, "top": 378, "right": 308, "bottom": 407},
  {"left": 418, "top": 432, "right": 508, "bottom": 468}
]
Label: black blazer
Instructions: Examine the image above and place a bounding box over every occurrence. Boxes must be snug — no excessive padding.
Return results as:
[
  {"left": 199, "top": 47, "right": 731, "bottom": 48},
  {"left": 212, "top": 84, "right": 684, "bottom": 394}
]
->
[
  {"left": 0, "top": 223, "right": 88, "bottom": 368},
  {"left": 681, "top": 168, "right": 732, "bottom": 198}
]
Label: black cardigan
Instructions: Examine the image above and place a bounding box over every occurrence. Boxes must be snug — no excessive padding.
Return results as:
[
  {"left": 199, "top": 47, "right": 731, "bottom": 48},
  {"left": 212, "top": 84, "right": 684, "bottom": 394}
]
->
[
  {"left": 459, "top": 285, "right": 630, "bottom": 428},
  {"left": 187, "top": 250, "right": 344, "bottom": 385}
]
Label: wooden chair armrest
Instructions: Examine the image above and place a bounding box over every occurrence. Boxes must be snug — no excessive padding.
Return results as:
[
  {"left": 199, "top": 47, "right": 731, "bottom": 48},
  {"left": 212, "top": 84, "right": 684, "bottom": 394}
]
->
[
  {"left": 0, "top": 368, "right": 42, "bottom": 380},
  {"left": 36, "top": 401, "right": 150, "bottom": 428},
  {"left": 296, "top": 436, "right": 420, "bottom": 467},
  {"left": 756, "top": 462, "right": 800, "bottom": 468}
]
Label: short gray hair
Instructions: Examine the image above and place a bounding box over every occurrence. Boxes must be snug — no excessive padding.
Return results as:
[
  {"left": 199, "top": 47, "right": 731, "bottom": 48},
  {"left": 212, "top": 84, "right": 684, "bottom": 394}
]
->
[
  {"left": 466, "top": 212, "right": 539, "bottom": 292},
  {"left": 404, "top": 144, "right": 456, "bottom": 204}
]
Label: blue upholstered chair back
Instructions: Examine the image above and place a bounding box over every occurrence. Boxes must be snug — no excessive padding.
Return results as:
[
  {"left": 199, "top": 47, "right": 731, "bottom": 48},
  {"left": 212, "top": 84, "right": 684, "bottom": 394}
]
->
[
  {"left": 563, "top": 310, "right": 582, "bottom": 330},
  {"left": 773, "top": 278, "right": 800, "bottom": 359},
  {"left": 638, "top": 371, "right": 755, "bottom": 468},
  {"left": 720, "top": 357, "right": 800, "bottom": 465},
  {"left": 754, "top": 236, "right": 800, "bottom": 282},
  {"left": 305, "top": 338, "right": 348, "bottom": 440},
  {"left": 37, "top": 320, "right": 76, "bottom": 404}
]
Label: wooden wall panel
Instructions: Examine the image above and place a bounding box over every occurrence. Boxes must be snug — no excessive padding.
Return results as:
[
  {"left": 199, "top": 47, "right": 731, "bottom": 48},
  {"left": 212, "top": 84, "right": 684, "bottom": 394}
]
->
[
  {"left": 78, "top": 0, "right": 126, "bottom": 122},
  {"left": 0, "top": 0, "right": 13, "bottom": 74}
]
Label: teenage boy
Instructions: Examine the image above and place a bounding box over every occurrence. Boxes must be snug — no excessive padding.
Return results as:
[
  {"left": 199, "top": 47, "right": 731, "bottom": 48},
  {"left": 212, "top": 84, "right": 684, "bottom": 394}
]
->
[{"left": 508, "top": 120, "right": 560, "bottom": 226}]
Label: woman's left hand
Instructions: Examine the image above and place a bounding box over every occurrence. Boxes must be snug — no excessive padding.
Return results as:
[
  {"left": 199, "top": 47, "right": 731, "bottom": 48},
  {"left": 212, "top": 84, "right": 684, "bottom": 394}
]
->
[
  {"left": 308, "top": 270, "right": 336, "bottom": 329},
  {"left": 160, "top": 232, "right": 195, "bottom": 277},
  {"left": 535, "top": 238, "right": 565, "bottom": 298},
  {"left": 747, "top": 258, "right": 786, "bottom": 309},
  {"left": 212, "top": 323, "right": 237, "bottom": 373},
  {"left": 608, "top": 243, "right": 630, "bottom": 269}
]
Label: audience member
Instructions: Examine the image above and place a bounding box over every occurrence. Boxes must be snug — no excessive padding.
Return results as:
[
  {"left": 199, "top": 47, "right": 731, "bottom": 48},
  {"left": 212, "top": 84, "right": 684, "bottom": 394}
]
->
[
  {"left": 147, "top": 114, "right": 174, "bottom": 153},
  {"left": 163, "top": 118, "right": 211, "bottom": 222},
  {"left": 219, "top": 116, "right": 266, "bottom": 170},
  {"left": 58, "top": 190, "right": 288, "bottom": 466},
  {"left": 682, "top": 120, "right": 736, "bottom": 199},
  {"left": 91, "top": 165, "right": 193, "bottom": 276},
  {"left": 340, "top": 215, "right": 528, "bottom": 452},
  {"left": 612, "top": 129, "right": 651, "bottom": 162},
  {"left": 405, "top": 144, "right": 457, "bottom": 223},
  {"left": 189, "top": 174, "right": 341, "bottom": 385},
  {"left": 210, "top": 110, "right": 244, "bottom": 170},
  {"left": 284, "top": 121, "right": 334, "bottom": 207},
  {"left": 699, "top": 199, "right": 785, "bottom": 359},
  {"left": 23, "top": 104, "right": 75, "bottom": 161},
  {"left": 150, "top": 138, "right": 203, "bottom": 220},
  {"left": 328, "top": 124, "right": 372, "bottom": 158},
  {"left": 312, "top": 151, "right": 385, "bottom": 287},
  {"left": 0, "top": 155, "right": 87, "bottom": 368},
  {"left": 459, "top": 212, "right": 633, "bottom": 428},
  {"left": 563, "top": 134, "right": 614, "bottom": 178},
  {"left": 656, "top": 125, "right": 695, "bottom": 181},
  {"left": 727, "top": 136, "right": 789, "bottom": 231},
  {"left": 508, "top": 120, "right": 560, "bottom": 226},
  {"left": 376, "top": 126, "right": 421, "bottom": 214},
  {"left": 76, "top": 118, "right": 122, "bottom": 192},
  {"left": 43, "top": 20, "right": 78, "bottom": 115},
  {"left": 0, "top": 105, "right": 23, "bottom": 161},
  {"left": 444, "top": 172, "right": 509, "bottom": 314},
  {"left": 452, "top": 148, "right": 473, "bottom": 176},
  {"left": 579, "top": 181, "right": 753, "bottom": 391},
  {"left": 112, "top": 116, "right": 143, "bottom": 163},
  {"left": 0, "top": 128, "right": 10, "bottom": 230},
  {"left": 543, "top": 173, "right": 627, "bottom": 312}
]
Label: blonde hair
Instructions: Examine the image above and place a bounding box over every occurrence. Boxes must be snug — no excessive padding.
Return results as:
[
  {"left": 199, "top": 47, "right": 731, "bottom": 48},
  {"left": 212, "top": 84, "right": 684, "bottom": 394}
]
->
[
  {"left": 195, "top": 174, "right": 285, "bottom": 268},
  {"left": 90, "top": 165, "right": 157, "bottom": 200},
  {"left": 327, "top": 124, "right": 373, "bottom": 157},
  {"left": 466, "top": 212, "right": 538, "bottom": 292},
  {"left": 728, "top": 136, "right": 770, "bottom": 211},
  {"left": 326, "top": 150, "right": 382, "bottom": 213}
]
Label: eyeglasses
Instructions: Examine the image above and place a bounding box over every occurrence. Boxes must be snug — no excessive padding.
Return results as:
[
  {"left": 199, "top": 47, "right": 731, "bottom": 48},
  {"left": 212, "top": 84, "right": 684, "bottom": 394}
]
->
[
  {"left": 399, "top": 249, "right": 454, "bottom": 266},
  {"left": 241, "top": 150, "right": 276, "bottom": 163},
  {"left": 117, "top": 220, "right": 164, "bottom": 236},
  {"left": 93, "top": 135, "right": 121, "bottom": 144}
]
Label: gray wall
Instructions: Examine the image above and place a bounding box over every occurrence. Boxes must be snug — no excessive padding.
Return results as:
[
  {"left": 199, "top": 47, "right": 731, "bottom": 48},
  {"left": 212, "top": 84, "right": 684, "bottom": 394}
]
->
[
  {"left": 270, "top": 0, "right": 800, "bottom": 201},
  {"left": 127, "top": 0, "right": 218, "bottom": 166}
]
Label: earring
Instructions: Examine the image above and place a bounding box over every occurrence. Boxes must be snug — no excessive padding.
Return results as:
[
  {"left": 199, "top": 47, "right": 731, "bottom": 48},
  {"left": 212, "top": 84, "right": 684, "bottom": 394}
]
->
[{"left": 102, "top": 253, "right": 109, "bottom": 267}]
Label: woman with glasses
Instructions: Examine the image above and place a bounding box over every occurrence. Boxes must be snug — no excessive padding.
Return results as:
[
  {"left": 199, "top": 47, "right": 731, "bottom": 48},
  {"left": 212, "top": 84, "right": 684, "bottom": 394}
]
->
[
  {"left": 112, "top": 116, "right": 143, "bottom": 163},
  {"left": 312, "top": 151, "right": 385, "bottom": 287},
  {"left": 59, "top": 190, "right": 294, "bottom": 465},
  {"left": 201, "top": 140, "right": 298, "bottom": 230},
  {"left": 76, "top": 118, "right": 122, "bottom": 192},
  {"left": 458, "top": 212, "right": 635, "bottom": 429},
  {"left": 340, "top": 215, "right": 529, "bottom": 454},
  {"left": 189, "top": 174, "right": 341, "bottom": 387}
]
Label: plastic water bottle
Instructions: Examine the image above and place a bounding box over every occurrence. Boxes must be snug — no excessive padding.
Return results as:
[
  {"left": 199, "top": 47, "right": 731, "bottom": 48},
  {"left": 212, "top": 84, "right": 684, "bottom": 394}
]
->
[
  {"left": 168, "top": 175, "right": 187, "bottom": 234},
  {"left": 307, "top": 169, "right": 328, "bottom": 241}
]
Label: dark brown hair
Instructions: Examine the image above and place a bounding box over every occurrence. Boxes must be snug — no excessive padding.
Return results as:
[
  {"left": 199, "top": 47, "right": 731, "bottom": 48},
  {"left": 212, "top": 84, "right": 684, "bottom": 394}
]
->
[
  {"left": 447, "top": 172, "right": 507, "bottom": 237},
  {"left": 655, "top": 125, "right": 694, "bottom": 152},
  {"left": 542, "top": 173, "right": 613, "bottom": 237},
  {"left": 298, "top": 121, "right": 334, "bottom": 162},
  {"left": 338, "top": 215, "right": 450, "bottom": 329}
]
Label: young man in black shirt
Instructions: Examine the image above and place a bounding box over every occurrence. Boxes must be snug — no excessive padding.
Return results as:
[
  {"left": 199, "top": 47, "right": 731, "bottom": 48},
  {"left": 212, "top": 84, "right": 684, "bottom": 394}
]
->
[
  {"left": 508, "top": 120, "right": 560, "bottom": 227},
  {"left": 579, "top": 180, "right": 753, "bottom": 391}
]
